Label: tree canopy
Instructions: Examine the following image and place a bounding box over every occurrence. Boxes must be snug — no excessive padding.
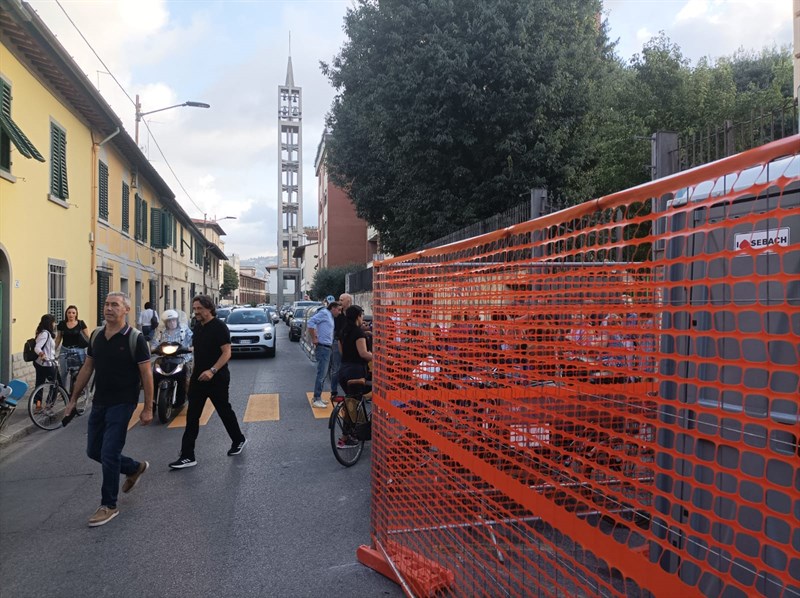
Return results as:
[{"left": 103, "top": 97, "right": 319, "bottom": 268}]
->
[
  {"left": 322, "top": 0, "right": 794, "bottom": 255},
  {"left": 311, "top": 263, "right": 365, "bottom": 301},
  {"left": 323, "top": 0, "right": 610, "bottom": 254},
  {"left": 220, "top": 263, "right": 239, "bottom": 298}
]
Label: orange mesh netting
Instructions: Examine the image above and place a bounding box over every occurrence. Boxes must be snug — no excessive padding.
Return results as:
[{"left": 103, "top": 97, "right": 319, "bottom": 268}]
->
[{"left": 360, "top": 135, "right": 800, "bottom": 598}]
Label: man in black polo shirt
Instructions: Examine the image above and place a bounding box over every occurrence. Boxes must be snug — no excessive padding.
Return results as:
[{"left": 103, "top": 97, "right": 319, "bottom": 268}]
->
[
  {"left": 169, "top": 295, "right": 246, "bottom": 469},
  {"left": 65, "top": 291, "right": 153, "bottom": 527}
]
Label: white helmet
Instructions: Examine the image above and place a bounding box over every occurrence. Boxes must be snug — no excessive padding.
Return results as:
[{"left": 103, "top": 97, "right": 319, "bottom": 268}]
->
[{"left": 162, "top": 309, "right": 179, "bottom": 322}]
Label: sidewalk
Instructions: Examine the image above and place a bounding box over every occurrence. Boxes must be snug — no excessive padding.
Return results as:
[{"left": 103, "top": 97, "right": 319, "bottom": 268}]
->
[{"left": 0, "top": 398, "right": 40, "bottom": 448}]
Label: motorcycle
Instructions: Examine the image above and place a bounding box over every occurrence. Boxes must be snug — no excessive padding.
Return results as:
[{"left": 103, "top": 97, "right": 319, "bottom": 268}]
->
[{"left": 151, "top": 342, "right": 192, "bottom": 423}]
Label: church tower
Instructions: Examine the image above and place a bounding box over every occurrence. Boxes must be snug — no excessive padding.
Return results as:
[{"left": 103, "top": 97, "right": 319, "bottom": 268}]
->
[{"left": 276, "top": 52, "right": 303, "bottom": 305}]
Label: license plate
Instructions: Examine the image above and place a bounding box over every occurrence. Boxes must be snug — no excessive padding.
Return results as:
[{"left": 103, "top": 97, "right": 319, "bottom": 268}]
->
[{"left": 238, "top": 339, "right": 252, "bottom": 344}]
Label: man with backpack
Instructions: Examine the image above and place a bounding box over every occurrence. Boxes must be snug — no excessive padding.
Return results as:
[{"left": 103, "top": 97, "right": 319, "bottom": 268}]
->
[{"left": 64, "top": 291, "right": 154, "bottom": 527}]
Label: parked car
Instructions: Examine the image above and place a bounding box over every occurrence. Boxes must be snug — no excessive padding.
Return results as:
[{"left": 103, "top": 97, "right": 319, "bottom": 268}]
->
[
  {"left": 264, "top": 306, "right": 280, "bottom": 325},
  {"left": 216, "top": 307, "right": 236, "bottom": 323},
  {"left": 225, "top": 308, "right": 276, "bottom": 357},
  {"left": 289, "top": 306, "right": 319, "bottom": 342}
]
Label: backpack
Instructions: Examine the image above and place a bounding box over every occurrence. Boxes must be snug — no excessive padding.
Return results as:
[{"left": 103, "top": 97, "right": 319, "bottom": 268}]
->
[
  {"left": 22, "top": 337, "right": 39, "bottom": 362},
  {"left": 89, "top": 325, "right": 145, "bottom": 363},
  {"left": 149, "top": 311, "right": 159, "bottom": 329}
]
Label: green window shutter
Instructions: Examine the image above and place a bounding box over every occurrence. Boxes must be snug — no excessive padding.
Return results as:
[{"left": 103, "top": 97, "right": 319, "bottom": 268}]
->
[
  {"left": 163, "top": 212, "right": 173, "bottom": 248},
  {"left": 50, "top": 124, "right": 61, "bottom": 197},
  {"left": 98, "top": 161, "right": 109, "bottom": 220},
  {"left": 0, "top": 80, "right": 44, "bottom": 164},
  {"left": 96, "top": 271, "right": 110, "bottom": 326},
  {"left": 142, "top": 199, "right": 148, "bottom": 243},
  {"left": 172, "top": 216, "right": 178, "bottom": 250},
  {"left": 151, "top": 207, "right": 162, "bottom": 248},
  {"left": 121, "top": 182, "right": 130, "bottom": 232},
  {"left": 134, "top": 193, "right": 141, "bottom": 240}
]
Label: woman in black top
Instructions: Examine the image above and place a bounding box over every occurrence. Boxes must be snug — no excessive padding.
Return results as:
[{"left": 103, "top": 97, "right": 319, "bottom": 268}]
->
[
  {"left": 55, "top": 305, "right": 89, "bottom": 384},
  {"left": 337, "top": 305, "right": 373, "bottom": 395}
]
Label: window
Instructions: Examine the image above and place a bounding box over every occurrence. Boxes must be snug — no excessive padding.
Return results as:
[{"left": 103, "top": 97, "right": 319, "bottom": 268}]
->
[
  {"left": 50, "top": 122, "right": 68, "bottom": 200},
  {"left": 141, "top": 198, "right": 148, "bottom": 243},
  {"left": 0, "top": 77, "right": 44, "bottom": 173},
  {"left": 98, "top": 161, "right": 109, "bottom": 220},
  {"left": 164, "top": 284, "right": 170, "bottom": 309},
  {"left": 121, "top": 182, "right": 130, "bottom": 233},
  {"left": 48, "top": 259, "right": 66, "bottom": 320},
  {"left": 172, "top": 216, "right": 178, "bottom": 251},
  {"left": 135, "top": 194, "right": 148, "bottom": 242},
  {"left": 150, "top": 208, "right": 174, "bottom": 249},
  {"left": 96, "top": 270, "right": 110, "bottom": 326}
]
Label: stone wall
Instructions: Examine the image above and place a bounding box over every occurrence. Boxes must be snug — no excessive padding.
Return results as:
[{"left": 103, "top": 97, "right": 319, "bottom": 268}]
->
[{"left": 10, "top": 353, "right": 37, "bottom": 388}]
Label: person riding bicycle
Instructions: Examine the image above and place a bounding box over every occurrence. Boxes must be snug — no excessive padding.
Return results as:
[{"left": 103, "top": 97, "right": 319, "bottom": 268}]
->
[
  {"left": 336, "top": 306, "right": 373, "bottom": 449},
  {"left": 55, "top": 305, "right": 89, "bottom": 389}
]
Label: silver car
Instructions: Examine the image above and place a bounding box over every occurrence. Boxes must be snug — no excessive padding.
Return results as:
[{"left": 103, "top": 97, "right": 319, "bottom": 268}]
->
[{"left": 226, "top": 308, "right": 276, "bottom": 357}]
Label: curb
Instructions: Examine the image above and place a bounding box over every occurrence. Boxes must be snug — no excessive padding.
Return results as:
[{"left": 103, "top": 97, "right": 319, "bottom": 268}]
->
[{"left": 0, "top": 416, "right": 39, "bottom": 448}]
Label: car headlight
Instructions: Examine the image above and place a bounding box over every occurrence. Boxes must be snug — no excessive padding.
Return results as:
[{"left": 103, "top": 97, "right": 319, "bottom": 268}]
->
[{"left": 263, "top": 333, "right": 272, "bottom": 340}]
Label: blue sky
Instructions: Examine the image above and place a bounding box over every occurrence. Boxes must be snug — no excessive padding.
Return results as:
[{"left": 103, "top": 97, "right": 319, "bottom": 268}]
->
[{"left": 26, "top": 0, "right": 793, "bottom": 258}]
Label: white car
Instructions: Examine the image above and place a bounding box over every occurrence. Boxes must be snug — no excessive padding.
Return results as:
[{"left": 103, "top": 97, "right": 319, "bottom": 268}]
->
[{"left": 225, "top": 308, "right": 276, "bottom": 357}]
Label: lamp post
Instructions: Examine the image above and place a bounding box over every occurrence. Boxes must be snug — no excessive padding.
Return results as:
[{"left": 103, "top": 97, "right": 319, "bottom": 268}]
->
[
  {"left": 201, "top": 215, "right": 237, "bottom": 295},
  {"left": 134, "top": 94, "right": 210, "bottom": 145}
]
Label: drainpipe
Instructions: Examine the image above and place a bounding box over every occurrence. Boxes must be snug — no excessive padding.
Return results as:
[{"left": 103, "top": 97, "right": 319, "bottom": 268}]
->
[{"left": 89, "top": 128, "right": 120, "bottom": 289}]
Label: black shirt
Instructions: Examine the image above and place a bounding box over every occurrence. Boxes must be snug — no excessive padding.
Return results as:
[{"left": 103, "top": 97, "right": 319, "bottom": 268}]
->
[
  {"left": 333, "top": 312, "right": 347, "bottom": 341},
  {"left": 88, "top": 325, "right": 151, "bottom": 405},
  {"left": 341, "top": 324, "right": 367, "bottom": 365},
  {"left": 191, "top": 317, "right": 230, "bottom": 380},
  {"left": 57, "top": 320, "right": 88, "bottom": 348}
]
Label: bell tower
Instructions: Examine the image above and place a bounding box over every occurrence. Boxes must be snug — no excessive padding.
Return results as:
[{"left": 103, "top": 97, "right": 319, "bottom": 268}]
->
[{"left": 276, "top": 49, "right": 303, "bottom": 305}]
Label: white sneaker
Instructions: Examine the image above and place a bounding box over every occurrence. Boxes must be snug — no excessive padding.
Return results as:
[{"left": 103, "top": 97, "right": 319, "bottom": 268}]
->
[{"left": 312, "top": 399, "right": 328, "bottom": 408}]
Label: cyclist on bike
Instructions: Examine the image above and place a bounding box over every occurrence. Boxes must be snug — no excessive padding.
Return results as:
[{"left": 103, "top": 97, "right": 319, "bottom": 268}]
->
[
  {"left": 32, "top": 314, "right": 57, "bottom": 413},
  {"left": 336, "top": 306, "right": 373, "bottom": 449},
  {"left": 55, "top": 305, "right": 89, "bottom": 389}
]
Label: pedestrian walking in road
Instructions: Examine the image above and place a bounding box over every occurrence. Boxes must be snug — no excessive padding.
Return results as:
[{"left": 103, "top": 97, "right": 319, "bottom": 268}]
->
[
  {"left": 307, "top": 300, "right": 342, "bottom": 408},
  {"left": 139, "top": 301, "right": 158, "bottom": 341},
  {"left": 64, "top": 292, "right": 153, "bottom": 527},
  {"left": 330, "top": 293, "right": 353, "bottom": 397},
  {"left": 169, "top": 295, "right": 246, "bottom": 469}
]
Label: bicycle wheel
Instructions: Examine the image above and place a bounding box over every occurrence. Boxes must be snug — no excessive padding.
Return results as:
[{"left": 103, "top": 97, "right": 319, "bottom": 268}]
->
[
  {"left": 330, "top": 401, "right": 364, "bottom": 467},
  {"left": 28, "top": 382, "right": 69, "bottom": 430}
]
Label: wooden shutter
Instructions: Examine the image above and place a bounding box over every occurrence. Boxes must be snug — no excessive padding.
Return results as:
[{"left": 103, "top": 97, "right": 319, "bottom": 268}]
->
[
  {"left": 122, "top": 182, "right": 130, "bottom": 233},
  {"left": 98, "top": 161, "right": 109, "bottom": 220},
  {"left": 142, "top": 199, "right": 148, "bottom": 243},
  {"left": 151, "top": 207, "right": 162, "bottom": 248},
  {"left": 50, "top": 123, "right": 62, "bottom": 197},
  {"left": 96, "top": 271, "right": 110, "bottom": 326}
]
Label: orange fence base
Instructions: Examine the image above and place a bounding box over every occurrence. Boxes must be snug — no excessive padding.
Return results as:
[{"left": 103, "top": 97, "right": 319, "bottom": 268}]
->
[{"left": 357, "top": 543, "right": 455, "bottom": 598}]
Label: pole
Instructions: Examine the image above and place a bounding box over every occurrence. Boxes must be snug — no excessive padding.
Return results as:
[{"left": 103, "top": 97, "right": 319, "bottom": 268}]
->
[
  {"left": 202, "top": 213, "right": 207, "bottom": 294},
  {"left": 135, "top": 94, "right": 141, "bottom": 146}
]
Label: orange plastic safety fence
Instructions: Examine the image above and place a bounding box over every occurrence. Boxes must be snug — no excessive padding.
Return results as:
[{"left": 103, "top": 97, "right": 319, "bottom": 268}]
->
[{"left": 364, "top": 135, "right": 800, "bottom": 598}]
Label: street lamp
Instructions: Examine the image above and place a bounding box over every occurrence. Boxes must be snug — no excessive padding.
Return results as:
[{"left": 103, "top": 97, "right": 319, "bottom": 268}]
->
[{"left": 134, "top": 94, "right": 210, "bottom": 145}]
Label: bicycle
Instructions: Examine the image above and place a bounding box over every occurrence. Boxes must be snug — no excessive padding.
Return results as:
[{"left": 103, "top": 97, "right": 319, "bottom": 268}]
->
[
  {"left": 28, "top": 352, "right": 92, "bottom": 431},
  {"left": 329, "top": 378, "right": 372, "bottom": 467}
]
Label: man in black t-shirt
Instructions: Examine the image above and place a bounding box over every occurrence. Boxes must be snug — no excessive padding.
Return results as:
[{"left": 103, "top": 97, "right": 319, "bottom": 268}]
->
[
  {"left": 169, "top": 295, "right": 246, "bottom": 469},
  {"left": 65, "top": 292, "right": 153, "bottom": 527}
]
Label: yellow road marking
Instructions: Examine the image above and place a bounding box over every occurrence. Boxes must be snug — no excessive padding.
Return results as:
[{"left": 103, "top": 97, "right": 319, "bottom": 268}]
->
[
  {"left": 306, "top": 392, "right": 334, "bottom": 419},
  {"left": 168, "top": 401, "right": 216, "bottom": 428},
  {"left": 128, "top": 404, "right": 144, "bottom": 430},
  {"left": 243, "top": 393, "right": 280, "bottom": 422}
]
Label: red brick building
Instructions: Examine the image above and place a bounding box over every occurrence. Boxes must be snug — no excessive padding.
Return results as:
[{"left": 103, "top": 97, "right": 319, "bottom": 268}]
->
[{"left": 314, "top": 133, "right": 372, "bottom": 268}]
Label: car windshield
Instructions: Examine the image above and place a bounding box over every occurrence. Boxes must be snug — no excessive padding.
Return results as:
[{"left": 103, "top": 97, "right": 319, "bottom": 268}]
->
[
  {"left": 217, "top": 309, "right": 231, "bottom": 319},
  {"left": 226, "top": 310, "right": 268, "bottom": 325},
  {"left": 293, "top": 308, "right": 307, "bottom": 318}
]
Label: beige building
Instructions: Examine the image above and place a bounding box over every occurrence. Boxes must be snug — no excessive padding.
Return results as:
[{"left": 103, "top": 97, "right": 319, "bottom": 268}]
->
[{"left": 238, "top": 266, "right": 267, "bottom": 305}]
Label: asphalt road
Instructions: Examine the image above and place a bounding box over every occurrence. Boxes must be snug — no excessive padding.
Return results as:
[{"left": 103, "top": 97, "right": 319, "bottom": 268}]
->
[{"left": 0, "top": 330, "right": 401, "bottom": 598}]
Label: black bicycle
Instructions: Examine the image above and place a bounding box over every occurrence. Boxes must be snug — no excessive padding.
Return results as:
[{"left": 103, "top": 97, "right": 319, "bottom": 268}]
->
[
  {"left": 329, "top": 378, "right": 372, "bottom": 467},
  {"left": 28, "top": 351, "right": 92, "bottom": 431}
]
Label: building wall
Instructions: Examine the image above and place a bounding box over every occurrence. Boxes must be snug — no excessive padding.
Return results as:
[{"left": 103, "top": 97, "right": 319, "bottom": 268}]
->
[
  {"left": 326, "top": 183, "right": 368, "bottom": 267},
  {"left": 238, "top": 273, "right": 266, "bottom": 305},
  {"left": 0, "top": 45, "right": 93, "bottom": 379}
]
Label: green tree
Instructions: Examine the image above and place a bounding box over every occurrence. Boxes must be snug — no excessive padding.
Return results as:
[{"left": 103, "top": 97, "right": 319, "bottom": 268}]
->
[
  {"left": 323, "top": 0, "right": 612, "bottom": 254},
  {"left": 220, "top": 263, "right": 239, "bottom": 298},
  {"left": 311, "top": 263, "right": 365, "bottom": 301}
]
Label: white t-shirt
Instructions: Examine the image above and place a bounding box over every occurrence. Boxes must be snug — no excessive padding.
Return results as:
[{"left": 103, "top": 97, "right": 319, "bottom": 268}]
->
[{"left": 139, "top": 308, "right": 157, "bottom": 327}]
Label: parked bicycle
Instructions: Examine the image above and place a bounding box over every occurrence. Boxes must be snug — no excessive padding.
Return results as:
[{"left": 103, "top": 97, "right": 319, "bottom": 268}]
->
[
  {"left": 329, "top": 378, "right": 372, "bottom": 467},
  {"left": 28, "top": 352, "right": 93, "bottom": 431},
  {"left": 0, "top": 380, "right": 29, "bottom": 434}
]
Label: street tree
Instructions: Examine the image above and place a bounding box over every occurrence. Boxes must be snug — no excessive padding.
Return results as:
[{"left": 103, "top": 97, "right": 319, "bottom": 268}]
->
[
  {"left": 311, "top": 264, "right": 365, "bottom": 301},
  {"left": 220, "top": 263, "right": 239, "bottom": 298},
  {"left": 322, "top": 0, "right": 612, "bottom": 254}
]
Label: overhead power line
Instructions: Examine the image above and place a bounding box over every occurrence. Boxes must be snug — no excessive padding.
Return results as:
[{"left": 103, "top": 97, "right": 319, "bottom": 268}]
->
[{"left": 54, "top": 0, "right": 205, "bottom": 217}]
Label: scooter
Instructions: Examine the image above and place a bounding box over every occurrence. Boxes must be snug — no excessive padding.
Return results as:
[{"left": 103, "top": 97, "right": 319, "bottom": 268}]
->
[
  {"left": 151, "top": 342, "right": 192, "bottom": 423},
  {"left": 0, "top": 380, "right": 29, "bottom": 433}
]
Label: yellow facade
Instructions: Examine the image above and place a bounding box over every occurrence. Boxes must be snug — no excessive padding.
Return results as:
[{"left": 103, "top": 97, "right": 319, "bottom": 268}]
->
[
  {"left": 1, "top": 43, "right": 94, "bottom": 380},
  {"left": 0, "top": 1, "right": 224, "bottom": 382}
]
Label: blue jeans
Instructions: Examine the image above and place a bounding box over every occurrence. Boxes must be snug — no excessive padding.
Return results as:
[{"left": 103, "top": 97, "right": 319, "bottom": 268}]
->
[
  {"left": 329, "top": 342, "right": 341, "bottom": 396},
  {"left": 86, "top": 403, "right": 140, "bottom": 509},
  {"left": 313, "top": 345, "right": 332, "bottom": 400}
]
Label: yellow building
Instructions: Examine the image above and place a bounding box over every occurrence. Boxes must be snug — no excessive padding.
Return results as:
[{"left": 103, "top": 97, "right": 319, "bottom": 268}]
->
[{"left": 0, "top": 0, "right": 223, "bottom": 382}]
